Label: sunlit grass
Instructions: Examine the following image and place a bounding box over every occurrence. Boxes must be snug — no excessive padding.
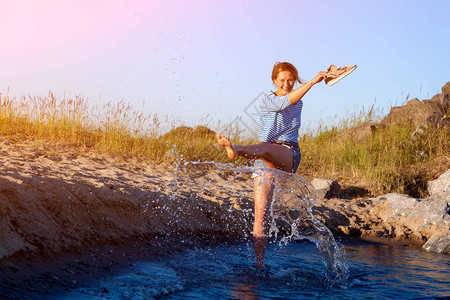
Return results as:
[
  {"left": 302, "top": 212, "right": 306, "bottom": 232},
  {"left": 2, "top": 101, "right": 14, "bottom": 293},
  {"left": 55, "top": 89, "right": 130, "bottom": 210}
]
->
[
  {"left": 0, "top": 92, "right": 224, "bottom": 163},
  {"left": 0, "top": 92, "right": 448, "bottom": 197},
  {"left": 299, "top": 106, "right": 450, "bottom": 197}
]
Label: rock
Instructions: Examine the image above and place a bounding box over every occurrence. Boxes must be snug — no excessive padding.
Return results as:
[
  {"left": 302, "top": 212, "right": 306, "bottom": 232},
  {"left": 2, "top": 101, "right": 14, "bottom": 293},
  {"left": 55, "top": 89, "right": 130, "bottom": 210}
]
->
[
  {"left": 311, "top": 178, "right": 341, "bottom": 199},
  {"left": 380, "top": 192, "right": 450, "bottom": 226},
  {"left": 411, "top": 112, "right": 441, "bottom": 139},
  {"left": 427, "top": 169, "right": 450, "bottom": 196},
  {"left": 380, "top": 99, "right": 445, "bottom": 127},
  {"left": 162, "top": 125, "right": 216, "bottom": 139},
  {"left": 423, "top": 234, "right": 450, "bottom": 254},
  {"left": 338, "top": 123, "right": 377, "bottom": 142},
  {"left": 361, "top": 191, "right": 450, "bottom": 249},
  {"left": 406, "top": 98, "right": 421, "bottom": 106},
  {"left": 426, "top": 111, "right": 444, "bottom": 126},
  {"left": 422, "top": 99, "right": 445, "bottom": 112},
  {"left": 431, "top": 92, "right": 449, "bottom": 113},
  {"left": 442, "top": 81, "right": 450, "bottom": 97}
]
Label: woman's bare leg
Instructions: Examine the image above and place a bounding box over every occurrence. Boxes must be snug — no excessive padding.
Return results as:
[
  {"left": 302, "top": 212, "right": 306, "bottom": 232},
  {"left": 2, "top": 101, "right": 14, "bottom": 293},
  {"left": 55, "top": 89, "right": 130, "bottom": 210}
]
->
[
  {"left": 253, "top": 172, "right": 275, "bottom": 267},
  {"left": 216, "top": 133, "right": 293, "bottom": 172}
]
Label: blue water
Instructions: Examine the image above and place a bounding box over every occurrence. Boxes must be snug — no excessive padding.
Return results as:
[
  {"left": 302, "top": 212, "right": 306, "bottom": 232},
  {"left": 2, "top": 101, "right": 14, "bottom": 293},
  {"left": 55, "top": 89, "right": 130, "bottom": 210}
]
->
[{"left": 66, "top": 238, "right": 450, "bottom": 299}]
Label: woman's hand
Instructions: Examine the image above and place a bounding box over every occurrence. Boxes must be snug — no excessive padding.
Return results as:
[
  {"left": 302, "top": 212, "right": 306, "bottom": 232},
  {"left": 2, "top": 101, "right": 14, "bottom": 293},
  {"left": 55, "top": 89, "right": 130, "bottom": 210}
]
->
[{"left": 310, "top": 71, "right": 327, "bottom": 85}]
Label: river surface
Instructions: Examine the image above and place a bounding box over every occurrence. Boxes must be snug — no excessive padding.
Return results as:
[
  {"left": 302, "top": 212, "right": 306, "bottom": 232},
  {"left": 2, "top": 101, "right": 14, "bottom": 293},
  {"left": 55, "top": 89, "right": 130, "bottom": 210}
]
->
[{"left": 62, "top": 237, "right": 449, "bottom": 299}]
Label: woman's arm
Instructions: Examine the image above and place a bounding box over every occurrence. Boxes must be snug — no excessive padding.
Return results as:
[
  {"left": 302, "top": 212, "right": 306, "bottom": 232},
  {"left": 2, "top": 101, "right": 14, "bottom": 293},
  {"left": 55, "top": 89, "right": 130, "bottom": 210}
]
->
[{"left": 288, "top": 71, "right": 327, "bottom": 104}]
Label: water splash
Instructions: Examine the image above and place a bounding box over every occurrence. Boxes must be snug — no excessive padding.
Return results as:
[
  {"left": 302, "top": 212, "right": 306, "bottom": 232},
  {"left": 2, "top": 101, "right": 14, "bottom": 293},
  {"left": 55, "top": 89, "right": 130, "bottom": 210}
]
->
[
  {"left": 58, "top": 159, "right": 350, "bottom": 298},
  {"left": 176, "top": 161, "right": 349, "bottom": 284},
  {"left": 258, "top": 168, "right": 349, "bottom": 284}
]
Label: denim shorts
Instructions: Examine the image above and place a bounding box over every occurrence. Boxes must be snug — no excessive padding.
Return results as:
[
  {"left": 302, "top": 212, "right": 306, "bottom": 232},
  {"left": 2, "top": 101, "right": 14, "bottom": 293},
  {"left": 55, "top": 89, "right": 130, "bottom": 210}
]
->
[
  {"left": 290, "top": 145, "right": 302, "bottom": 173},
  {"left": 252, "top": 144, "right": 301, "bottom": 177}
]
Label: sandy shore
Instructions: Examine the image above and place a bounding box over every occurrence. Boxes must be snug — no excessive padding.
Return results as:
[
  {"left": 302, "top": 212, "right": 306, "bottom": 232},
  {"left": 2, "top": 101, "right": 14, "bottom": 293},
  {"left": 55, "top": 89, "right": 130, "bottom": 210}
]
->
[{"left": 0, "top": 138, "right": 256, "bottom": 259}]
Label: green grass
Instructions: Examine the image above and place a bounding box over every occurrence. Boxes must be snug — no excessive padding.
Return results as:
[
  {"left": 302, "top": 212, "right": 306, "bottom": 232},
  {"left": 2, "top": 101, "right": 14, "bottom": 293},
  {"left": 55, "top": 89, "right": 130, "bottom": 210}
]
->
[{"left": 1, "top": 92, "right": 449, "bottom": 197}]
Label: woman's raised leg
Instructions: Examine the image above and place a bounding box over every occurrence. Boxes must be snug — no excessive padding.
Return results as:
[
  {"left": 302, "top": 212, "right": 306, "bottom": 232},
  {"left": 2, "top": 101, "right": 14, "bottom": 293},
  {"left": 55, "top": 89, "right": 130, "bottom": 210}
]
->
[{"left": 216, "top": 133, "right": 293, "bottom": 172}]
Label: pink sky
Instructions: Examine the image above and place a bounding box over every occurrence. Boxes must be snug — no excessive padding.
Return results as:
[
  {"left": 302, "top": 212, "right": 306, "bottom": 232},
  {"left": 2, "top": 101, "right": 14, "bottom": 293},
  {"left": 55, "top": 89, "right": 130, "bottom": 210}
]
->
[
  {"left": 0, "top": 1, "right": 153, "bottom": 62},
  {"left": 1, "top": 0, "right": 449, "bottom": 129}
]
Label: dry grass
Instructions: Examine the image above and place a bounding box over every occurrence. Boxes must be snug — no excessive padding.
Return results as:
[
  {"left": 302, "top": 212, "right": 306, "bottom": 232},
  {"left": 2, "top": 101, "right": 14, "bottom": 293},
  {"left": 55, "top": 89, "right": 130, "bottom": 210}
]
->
[
  {"left": 299, "top": 108, "right": 450, "bottom": 197},
  {"left": 0, "top": 93, "right": 224, "bottom": 163},
  {"left": 1, "top": 92, "right": 449, "bottom": 197}
]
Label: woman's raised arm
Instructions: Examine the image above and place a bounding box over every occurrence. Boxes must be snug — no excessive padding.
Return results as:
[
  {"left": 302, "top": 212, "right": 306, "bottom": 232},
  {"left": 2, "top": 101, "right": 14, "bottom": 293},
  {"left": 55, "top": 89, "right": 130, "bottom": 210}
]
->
[{"left": 288, "top": 71, "right": 327, "bottom": 105}]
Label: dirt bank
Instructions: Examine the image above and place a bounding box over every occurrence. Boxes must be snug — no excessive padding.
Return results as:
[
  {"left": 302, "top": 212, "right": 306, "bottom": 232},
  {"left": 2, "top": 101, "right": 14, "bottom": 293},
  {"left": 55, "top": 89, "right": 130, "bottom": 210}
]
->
[{"left": 0, "top": 138, "right": 256, "bottom": 260}]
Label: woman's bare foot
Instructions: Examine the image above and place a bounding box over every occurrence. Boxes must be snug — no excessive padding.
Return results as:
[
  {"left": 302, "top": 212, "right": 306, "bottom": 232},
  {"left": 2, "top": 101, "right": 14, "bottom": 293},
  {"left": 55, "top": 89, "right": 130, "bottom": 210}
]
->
[{"left": 216, "top": 133, "right": 236, "bottom": 160}]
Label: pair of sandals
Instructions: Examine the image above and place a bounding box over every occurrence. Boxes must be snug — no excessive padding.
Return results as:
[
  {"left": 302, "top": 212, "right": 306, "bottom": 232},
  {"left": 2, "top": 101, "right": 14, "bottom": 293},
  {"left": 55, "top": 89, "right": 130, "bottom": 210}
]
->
[{"left": 325, "top": 64, "right": 357, "bottom": 86}]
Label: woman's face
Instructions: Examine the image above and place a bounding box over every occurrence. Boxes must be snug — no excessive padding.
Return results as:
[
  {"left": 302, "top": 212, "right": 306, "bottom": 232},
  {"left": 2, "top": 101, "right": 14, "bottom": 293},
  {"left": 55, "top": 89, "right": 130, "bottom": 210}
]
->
[{"left": 273, "top": 71, "right": 295, "bottom": 96}]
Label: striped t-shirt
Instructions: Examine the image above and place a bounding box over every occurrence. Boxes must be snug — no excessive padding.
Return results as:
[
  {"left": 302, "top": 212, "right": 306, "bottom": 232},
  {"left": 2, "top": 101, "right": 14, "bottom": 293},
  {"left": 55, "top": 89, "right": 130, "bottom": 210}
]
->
[{"left": 259, "top": 91, "right": 303, "bottom": 144}]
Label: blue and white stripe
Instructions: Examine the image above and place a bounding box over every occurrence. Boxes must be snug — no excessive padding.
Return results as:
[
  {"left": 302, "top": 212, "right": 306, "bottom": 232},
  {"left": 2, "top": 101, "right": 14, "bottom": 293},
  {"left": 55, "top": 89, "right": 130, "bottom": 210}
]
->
[{"left": 259, "top": 91, "right": 302, "bottom": 144}]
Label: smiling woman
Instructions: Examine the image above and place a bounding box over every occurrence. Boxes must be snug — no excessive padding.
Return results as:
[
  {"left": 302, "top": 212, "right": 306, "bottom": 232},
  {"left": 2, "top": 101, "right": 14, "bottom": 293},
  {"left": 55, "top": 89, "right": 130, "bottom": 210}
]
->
[
  {"left": 217, "top": 62, "right": 328, "bottom": 266},
  {"left": 271, "top": 62, "right": 303, "bottom": 94}
]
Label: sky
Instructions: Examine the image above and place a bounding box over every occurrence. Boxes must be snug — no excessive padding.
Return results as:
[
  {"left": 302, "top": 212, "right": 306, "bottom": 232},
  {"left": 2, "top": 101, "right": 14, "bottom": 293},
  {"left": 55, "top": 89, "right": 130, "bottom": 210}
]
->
[{"left": 1, "top": 0, "right": 449, "bottom": 134}]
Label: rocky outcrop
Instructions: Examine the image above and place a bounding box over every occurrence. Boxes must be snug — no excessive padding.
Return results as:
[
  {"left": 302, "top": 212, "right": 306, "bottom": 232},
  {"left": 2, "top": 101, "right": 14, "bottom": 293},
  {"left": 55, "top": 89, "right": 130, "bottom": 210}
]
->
[
  {"left": 313, "top": 169, "right": 450, "bottom": 254},
  {"left": 421, "top": 171, "right": 450, "bottom": 254},
  {"left": 336, "top": 123, "right": 377, "bottom": 142},
  {"left": 380, "top": 82, "right": 450, "bottom": 128},
  {"left": 427, "top": 169, "right": 450, "bottom": 195},
  {"left": 411, "top": 111, "right": 450, "bottom": 139},
  {"left": 423, "top": 235, "right": 450, "bottom": 254},
  {"left": 381, "top": 98, "right": 445, "bottom": 127},
  {"left": 343, "top": 82, "right": 450, "bottom": 141}
]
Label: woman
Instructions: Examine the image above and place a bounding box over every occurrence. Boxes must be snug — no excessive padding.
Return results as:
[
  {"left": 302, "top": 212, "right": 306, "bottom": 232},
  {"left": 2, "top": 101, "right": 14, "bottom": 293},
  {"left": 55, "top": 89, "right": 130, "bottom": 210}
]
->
[{"left": 217, "top": 62, "right": 327, "bottom": 266}]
